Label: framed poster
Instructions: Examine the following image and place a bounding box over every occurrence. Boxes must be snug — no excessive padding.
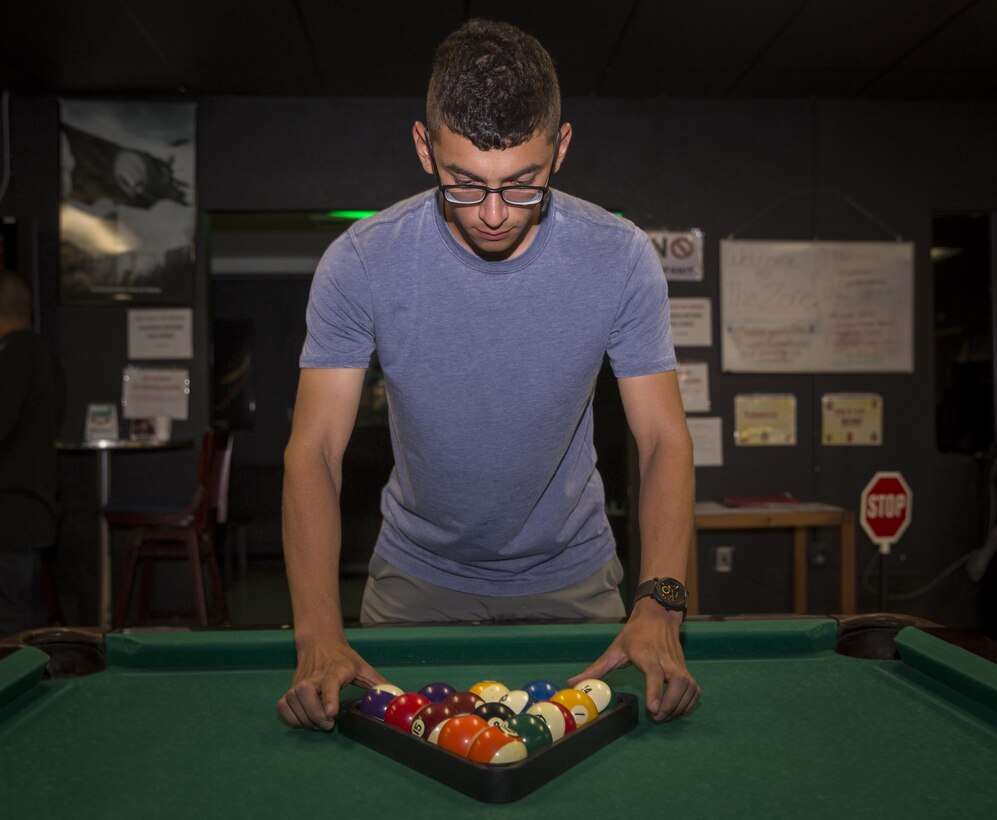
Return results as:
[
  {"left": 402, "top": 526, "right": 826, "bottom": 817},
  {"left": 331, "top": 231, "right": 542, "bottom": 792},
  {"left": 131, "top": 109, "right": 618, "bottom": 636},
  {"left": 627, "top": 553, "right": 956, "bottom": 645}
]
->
[{"left": 59, "top": 100, "right": 196, "bottom": 304}]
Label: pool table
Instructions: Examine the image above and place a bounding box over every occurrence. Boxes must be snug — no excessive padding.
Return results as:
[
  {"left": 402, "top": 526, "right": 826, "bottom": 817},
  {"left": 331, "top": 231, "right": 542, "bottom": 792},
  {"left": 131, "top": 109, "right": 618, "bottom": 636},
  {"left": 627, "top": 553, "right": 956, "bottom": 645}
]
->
[{"left": 2, "top": 618, "right": 996, "bottom": 818}]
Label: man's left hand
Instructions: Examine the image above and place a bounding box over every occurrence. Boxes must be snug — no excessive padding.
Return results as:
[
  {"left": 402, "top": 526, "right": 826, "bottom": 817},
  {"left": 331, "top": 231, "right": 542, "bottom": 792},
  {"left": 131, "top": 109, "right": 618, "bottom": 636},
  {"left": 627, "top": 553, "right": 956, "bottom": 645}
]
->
[{"left": 566, "top": 599, "right": 700, "bottom": 721}]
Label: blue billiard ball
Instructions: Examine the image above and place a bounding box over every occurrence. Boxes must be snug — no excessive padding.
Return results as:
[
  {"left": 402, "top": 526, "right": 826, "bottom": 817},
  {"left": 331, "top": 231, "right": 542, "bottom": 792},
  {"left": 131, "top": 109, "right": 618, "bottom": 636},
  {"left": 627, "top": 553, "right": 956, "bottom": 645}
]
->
[{"left": 522, "top": 679, "right": 559, "bottom": 702}]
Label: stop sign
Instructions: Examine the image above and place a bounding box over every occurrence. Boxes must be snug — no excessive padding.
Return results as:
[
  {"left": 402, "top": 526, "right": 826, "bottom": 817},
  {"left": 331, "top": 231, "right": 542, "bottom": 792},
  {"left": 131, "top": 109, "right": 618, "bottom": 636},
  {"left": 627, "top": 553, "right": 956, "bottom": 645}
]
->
[{"left": 860, "top": 471, "right": 912, "bottom": 548}]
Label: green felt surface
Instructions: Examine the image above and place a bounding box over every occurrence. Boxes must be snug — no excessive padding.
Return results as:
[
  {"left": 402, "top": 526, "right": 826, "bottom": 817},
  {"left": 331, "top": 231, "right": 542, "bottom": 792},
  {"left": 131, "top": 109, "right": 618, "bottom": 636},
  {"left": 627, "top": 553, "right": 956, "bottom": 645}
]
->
[{"left": 1, "top": 620, "right": 995, "bottom": 819}]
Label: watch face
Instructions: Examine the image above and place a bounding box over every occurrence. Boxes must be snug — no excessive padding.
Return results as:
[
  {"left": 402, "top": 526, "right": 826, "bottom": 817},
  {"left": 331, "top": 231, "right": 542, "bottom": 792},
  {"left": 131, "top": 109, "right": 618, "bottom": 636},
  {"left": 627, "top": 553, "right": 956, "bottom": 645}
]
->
[{"left": 655, "top": 578, "right": 688, "bottom": 608}]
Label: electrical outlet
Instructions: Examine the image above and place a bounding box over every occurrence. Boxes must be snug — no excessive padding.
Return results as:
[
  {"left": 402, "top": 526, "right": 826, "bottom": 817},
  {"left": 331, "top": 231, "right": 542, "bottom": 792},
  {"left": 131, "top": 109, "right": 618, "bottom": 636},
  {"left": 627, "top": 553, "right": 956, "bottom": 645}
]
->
[{"left": 713, "top": 545, "right": 734, "bottom": 573}]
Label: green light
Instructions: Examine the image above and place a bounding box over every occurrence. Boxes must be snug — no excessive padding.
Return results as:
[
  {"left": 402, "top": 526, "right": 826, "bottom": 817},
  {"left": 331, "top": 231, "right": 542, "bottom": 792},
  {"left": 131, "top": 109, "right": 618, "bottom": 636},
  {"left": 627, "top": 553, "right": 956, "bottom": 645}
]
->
[{"left": 326, "top": 210, "right": 377, "bottom": 221}]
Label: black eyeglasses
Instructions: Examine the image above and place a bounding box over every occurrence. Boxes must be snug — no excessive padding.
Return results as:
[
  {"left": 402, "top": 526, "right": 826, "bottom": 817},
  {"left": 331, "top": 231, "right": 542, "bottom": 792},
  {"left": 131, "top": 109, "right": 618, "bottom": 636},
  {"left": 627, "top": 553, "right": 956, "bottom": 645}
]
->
[{"left": 425, "top": 129, "right": 562, "bottom": 206}]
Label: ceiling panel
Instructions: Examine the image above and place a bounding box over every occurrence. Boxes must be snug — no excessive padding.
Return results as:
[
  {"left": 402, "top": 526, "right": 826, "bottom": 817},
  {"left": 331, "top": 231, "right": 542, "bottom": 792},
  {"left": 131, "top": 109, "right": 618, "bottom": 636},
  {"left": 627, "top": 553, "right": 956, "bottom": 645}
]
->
[{"left": 1, "top": 0, "right": 995, "bottom": 100}]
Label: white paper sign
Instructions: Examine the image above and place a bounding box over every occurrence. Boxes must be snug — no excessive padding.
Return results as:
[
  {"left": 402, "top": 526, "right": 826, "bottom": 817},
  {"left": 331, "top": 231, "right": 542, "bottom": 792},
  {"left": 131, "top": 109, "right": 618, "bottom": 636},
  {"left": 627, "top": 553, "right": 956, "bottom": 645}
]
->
[
  {"left": 687, "top": 417, "right": 723, "bottom": 466},
  {"left": 121, "top": 367, "right": 190, "bottom": 419},
  {"left": 128, "top": 308, "right": 193, "bottom": 360},
  {"left": 677, "top": 362, "right": 711, "bottom": 412},
  {"left": 670, "top": 298, "right": 712, "bottom": 347},
  {"left": 720, "top": 240, "right": 914, "bottom": 372},
  {"left": 647, "top": 229, "right": 705, "bottom": 282}
]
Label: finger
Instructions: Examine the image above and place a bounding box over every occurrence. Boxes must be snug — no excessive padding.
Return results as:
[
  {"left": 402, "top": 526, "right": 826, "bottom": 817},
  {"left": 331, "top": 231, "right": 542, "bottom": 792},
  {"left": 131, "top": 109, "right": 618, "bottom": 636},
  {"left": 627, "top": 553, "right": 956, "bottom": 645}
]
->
[
  {"left": 352, "top": 661, "right": 388, "bottom": 691},
  {"left": 566, "top": 650, "right": 626, "bottom": 688},
  {"left": 276, "top": 694, "right": 302, "bottom": 728},
  {"left": 282, "top": 685, "right": 314, "bottom": 729},
  {"left": 295, "top": 679, "right": 335, "bottom": 730},
  {"left": 656, "top": 672, "right": 696, "bottom": 721},
  {"left": 673, "top": 682, "right": 701, "bottom": 717},
  {"left": 642, "top": 663, "right": 667, "bottom": 719}
]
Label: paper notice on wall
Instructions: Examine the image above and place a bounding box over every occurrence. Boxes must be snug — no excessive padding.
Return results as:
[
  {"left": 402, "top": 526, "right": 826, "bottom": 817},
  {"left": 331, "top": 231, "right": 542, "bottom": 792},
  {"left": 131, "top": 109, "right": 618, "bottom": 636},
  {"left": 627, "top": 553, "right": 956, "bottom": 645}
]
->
[
  {"left": 821, "top": 393, "right": 883, "bottom": 445},
  {"left": 121, "top": 366, "right": 190, "bottom": 419},
  {"left": 677, "top": 362, "right": 711, "bottom": 412},
  {"left": 734, "top": 394, "right": 797, "bottom": 445},
  {"left": 128, "top": 308, "right": 193, "bottom": 359},
  {"left": 670, "top": 298, "right": 712, "bottom": 347},
  {"left": 688, "top": 417, "right": 723, "bottom": 466}
]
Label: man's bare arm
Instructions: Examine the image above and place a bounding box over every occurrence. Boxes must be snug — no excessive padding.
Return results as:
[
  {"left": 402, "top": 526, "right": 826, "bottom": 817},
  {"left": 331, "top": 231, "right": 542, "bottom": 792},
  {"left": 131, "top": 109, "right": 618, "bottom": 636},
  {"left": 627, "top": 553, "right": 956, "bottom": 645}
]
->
[{"left": 277, "top": 367, "right": 386, "bottom": 730}]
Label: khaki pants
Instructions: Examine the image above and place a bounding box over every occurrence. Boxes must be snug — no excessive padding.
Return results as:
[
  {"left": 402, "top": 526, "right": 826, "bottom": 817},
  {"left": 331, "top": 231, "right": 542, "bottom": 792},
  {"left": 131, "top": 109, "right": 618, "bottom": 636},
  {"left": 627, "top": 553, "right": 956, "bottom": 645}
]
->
[{"left": 360, "top": 552, "right": 626, "bottom": 625}]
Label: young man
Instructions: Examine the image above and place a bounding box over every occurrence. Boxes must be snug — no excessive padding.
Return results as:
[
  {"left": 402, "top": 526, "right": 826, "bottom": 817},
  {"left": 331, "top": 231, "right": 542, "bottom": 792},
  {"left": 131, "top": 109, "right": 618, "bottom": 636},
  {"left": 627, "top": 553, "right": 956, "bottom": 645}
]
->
[{"left": 277, "top": 19, "right": 699, "bottom": 730}]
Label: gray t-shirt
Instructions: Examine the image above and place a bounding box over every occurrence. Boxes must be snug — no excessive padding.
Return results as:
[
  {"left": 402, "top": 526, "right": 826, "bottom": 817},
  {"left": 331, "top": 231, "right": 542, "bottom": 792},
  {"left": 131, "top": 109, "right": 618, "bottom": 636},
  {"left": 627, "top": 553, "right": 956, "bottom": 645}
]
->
[{"left": 301, "top": 189, "right": 675, "bottom": 595}]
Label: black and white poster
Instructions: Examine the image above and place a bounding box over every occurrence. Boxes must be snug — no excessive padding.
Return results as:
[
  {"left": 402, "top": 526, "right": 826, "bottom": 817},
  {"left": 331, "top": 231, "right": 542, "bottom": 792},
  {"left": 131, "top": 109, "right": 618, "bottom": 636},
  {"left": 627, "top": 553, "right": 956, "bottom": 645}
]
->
[{"left": 59, "top": 101, "right": 196, "bottom": 304}]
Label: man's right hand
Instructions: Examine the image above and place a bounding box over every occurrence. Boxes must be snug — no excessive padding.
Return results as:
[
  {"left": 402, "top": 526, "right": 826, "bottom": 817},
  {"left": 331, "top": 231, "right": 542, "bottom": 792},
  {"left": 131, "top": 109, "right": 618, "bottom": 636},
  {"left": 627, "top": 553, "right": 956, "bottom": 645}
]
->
[{"left": 276, "top": 639, "right": 387, "bottom": 731}]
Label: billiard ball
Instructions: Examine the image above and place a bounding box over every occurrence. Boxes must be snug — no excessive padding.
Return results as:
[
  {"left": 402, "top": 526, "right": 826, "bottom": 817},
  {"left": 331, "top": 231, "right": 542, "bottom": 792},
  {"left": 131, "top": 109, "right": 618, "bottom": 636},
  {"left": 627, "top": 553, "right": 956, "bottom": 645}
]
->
[
  {"left": 498, "top": 689, "right": 534, "bottom": 714},
  {"left": 418, "top": 682, "right": 457, "bottom": 703},
  {"left": 550, "top": 688, "right": 598, "bottom": 726},
  {"left": 360, "top": 687, "right": 401, "bottom": 720},
  {"left": 573, "top": 678, "right": 613, "bottom": 713},
  {"left": 444, "top": 691, "right": 485, "bottom": 714},
  {"left": 410, "top": 702, "right": 456, "bottom": 743},
  {"left": 522, "top": 679, "right": 559, "bottom": 702},
  {"left": 474, "top": 701, "right": 515, "bottom": 728},
  {"left": 437, "top": 714, "right": 489, "bottom": 757},
  {"left": 527, "top": 700, "right": 576, "bottom": 740},
  {"left": 384, "top": 693, "right": 430, "bottom": 732},
  {"left": 505, "top": 713, "right": 552, "bottom": 754},
  {"left": 467, "top": 726, "right": 528, "bottom": 765},
  {"left": 469, "top": 680, "right": 510, "bottom": 703}
]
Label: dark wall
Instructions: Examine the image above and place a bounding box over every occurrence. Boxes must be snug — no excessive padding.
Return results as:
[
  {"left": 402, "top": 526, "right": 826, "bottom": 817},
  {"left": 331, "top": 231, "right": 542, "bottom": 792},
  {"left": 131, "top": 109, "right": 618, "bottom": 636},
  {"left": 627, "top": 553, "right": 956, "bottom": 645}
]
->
[{"left": 5, "top": 94, "right": 996, "bottom": 626}]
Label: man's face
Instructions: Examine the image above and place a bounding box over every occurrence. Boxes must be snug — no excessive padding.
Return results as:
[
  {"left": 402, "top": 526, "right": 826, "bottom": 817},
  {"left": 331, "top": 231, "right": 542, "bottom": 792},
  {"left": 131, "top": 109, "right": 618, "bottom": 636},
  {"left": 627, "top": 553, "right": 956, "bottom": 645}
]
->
[{"left": 414, "top": 124, "right": 570, "bottom": 261}]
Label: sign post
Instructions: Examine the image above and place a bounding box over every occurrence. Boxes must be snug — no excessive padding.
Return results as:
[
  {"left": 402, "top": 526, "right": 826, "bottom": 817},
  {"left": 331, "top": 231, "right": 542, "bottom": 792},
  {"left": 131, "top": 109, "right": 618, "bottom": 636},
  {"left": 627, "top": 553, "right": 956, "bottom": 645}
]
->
[{"left": 860, "top": 471, "right": 912, "bottom": 611}]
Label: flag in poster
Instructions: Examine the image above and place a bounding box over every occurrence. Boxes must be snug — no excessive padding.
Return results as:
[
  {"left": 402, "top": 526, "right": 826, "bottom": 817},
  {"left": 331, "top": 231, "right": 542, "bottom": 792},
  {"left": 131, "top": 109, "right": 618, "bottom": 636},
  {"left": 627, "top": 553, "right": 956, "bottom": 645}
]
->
[{"left": 59, "top": 101, "right": 196, "bottom": 304}]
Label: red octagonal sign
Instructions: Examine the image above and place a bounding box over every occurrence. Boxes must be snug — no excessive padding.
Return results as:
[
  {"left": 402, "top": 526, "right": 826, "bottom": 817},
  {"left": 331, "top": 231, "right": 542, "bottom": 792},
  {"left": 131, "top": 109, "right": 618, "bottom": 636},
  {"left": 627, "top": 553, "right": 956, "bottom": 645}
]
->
[{"left": 860, "top": 471, "right": 912, "bottom": 547}]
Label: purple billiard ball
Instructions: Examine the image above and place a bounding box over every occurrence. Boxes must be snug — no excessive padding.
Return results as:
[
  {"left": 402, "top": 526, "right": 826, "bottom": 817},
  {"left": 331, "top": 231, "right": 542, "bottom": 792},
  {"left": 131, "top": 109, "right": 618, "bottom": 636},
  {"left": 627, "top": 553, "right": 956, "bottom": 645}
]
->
[
  {"left": 360, "top": 686, "right": 402, "bottom": 720},
  {"left": 418, "top": 682, "right": 457, "bottom": 704}
]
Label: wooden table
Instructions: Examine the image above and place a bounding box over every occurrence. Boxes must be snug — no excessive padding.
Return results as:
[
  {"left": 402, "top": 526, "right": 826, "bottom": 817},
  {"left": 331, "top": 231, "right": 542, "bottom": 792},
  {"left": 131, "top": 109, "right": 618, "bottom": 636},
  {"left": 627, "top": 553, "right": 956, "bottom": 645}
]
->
[{"left": 688, "top": 501, "right": 856, "bottom": 615}]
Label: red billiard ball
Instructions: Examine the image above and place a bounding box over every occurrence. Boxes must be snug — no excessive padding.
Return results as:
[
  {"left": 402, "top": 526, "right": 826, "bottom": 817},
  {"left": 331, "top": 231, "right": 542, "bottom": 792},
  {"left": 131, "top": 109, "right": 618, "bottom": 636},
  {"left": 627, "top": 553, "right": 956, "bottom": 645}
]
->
[
  {"left": 437, "top": 714, "right": 489, "bottom": 758},
  {"left": 384, "top": 693, "right": 430, "bottom": 732},
  {"left": 444, "top": 691, "right": 485, "bottom": 715},
  {"left": 410, "top": 702, "right": 456, "bottom": 744}
]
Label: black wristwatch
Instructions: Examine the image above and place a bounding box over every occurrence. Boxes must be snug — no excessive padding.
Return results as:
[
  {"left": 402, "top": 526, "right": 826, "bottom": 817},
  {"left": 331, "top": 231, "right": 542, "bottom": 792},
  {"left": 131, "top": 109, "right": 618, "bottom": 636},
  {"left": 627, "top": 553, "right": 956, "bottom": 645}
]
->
[{"left": 633, "top": 577, "right": 688, "bottom": 619}]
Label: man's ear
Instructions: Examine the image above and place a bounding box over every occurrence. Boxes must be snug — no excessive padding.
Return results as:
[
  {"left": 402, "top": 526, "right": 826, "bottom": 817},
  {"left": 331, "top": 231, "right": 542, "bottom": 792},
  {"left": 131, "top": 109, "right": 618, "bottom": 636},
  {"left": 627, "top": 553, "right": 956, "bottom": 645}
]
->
[
  {"left": 413, "top": 122, "right": 434, "bottom": 175},
  {"left": 553, "top": 123, "right": 573, "bottom": 173}
]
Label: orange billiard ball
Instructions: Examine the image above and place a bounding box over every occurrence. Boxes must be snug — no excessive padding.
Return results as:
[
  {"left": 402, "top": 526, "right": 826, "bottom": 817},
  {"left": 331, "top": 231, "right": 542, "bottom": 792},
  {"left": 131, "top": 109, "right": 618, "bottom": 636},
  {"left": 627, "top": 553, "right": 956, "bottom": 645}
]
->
[
  {"left": 437, "top": 714, "right": 489, "bottom": 757},
  {"left": 468, "top": 726, "right": 528, "bottom": 764}
]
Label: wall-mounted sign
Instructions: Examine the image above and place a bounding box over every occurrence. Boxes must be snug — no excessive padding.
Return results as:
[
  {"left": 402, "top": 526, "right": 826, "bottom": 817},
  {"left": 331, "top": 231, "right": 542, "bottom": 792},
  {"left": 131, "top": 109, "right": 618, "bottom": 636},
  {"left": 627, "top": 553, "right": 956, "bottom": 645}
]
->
[
  {"left": 734, "top": 394, "right": 797, "bottom": 445},
  {"left": 822, "top": 393, "right": 883, "bottom": 445},
  {"left": 647, "top": 229, "right": 704, "bottom": 282}
]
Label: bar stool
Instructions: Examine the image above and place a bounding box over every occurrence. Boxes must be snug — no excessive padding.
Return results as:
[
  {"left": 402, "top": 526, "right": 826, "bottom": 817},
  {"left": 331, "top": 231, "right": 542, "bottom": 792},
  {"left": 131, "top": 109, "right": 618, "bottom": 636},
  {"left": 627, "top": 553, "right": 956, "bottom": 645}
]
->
[{"left": 105, "top": 428, "right": 232, "bottom": 627}]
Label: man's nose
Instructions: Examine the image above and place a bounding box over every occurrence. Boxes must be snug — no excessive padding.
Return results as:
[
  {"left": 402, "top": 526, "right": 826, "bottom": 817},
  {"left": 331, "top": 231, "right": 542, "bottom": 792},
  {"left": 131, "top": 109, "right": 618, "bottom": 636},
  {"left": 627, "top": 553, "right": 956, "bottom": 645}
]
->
[{"left": 479, "top": 190, "right": 508, "bottom": 227}]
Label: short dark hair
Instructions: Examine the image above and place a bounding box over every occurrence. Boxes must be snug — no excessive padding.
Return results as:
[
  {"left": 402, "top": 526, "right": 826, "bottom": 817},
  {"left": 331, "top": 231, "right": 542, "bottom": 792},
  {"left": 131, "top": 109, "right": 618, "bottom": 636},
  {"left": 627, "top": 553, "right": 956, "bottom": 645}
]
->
[
  {"left": 426, "top": 19, "right": 560, "bottom": 150},
  {"left": 0, "top": 270, "right": 32, "bottom": 322}
]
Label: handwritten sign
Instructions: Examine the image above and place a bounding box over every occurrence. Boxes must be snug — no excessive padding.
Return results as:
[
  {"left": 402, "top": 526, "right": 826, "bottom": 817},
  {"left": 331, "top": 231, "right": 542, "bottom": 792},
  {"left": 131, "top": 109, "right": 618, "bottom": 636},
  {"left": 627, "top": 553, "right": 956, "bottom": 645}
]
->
[
  {"left": 821, "top": 393, "right": 883, "bottom": 445},
  {"left": 720, "top": 241, "right": 913, "bottom": 372}
]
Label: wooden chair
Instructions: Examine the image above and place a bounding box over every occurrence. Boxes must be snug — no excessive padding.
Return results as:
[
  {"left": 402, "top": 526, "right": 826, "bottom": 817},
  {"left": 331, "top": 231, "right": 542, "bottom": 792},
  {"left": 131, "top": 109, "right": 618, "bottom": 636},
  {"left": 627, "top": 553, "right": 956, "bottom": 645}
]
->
[{"left": 106, "top": 429, "right": 232, "bottom": 628}]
